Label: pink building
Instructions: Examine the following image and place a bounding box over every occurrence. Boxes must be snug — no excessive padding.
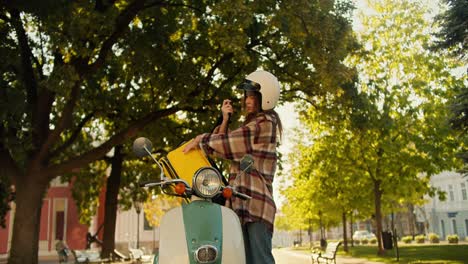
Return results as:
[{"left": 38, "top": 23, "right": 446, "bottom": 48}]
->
[
  {"left": 0, "top": 178, "right": 90, "bottom": 256},
  {"left": 1, "top": 177, "right": 157, "bottom": 258}
]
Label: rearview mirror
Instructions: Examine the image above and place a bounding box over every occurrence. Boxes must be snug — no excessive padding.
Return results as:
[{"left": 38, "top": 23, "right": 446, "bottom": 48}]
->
[
  {"left": 132, "top": 137, "right": 153, "bottom": 157},
  {"left": 240, "top": 154, "right": 254, "bottom": 173}
]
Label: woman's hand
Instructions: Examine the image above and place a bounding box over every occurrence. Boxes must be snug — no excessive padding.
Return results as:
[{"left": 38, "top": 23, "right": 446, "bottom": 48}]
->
[
  {"left": 221, "top": 99, "right": 233, "bottom": 121},
  {"left": 183, "top": 135, "right": 202, "bottom": 153}
]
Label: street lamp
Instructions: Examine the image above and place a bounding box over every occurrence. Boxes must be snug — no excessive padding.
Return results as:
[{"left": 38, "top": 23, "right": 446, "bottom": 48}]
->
[{"left": 134, "top": 201, "right": 142, "bottom": 249}]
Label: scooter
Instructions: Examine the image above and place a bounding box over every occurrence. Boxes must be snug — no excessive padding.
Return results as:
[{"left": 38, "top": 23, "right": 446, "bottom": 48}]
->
[{"left": 132, "top": 137, "right": 252, "bottom": 264}]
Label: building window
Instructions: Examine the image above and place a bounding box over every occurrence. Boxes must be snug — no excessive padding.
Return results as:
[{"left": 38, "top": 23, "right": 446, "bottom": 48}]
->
[
  {"left": 54, "top": 199, "right": 67, "bottom": 241},
  {"left": 461, "top": 183, "right": 467, "bottom": 200},
  {"left": 449, "top": 185, "right": 454, "bottom": 201},
  {"left": 452, "top": 219, "right": 457, "bottom": 235}
]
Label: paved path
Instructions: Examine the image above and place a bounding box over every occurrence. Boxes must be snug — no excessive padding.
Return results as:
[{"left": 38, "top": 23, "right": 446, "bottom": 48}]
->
[
  {"left": 35, "top": 248, "right": 384, "bottom": 264},
  {"left": 273, "top": 247, "right": 385, "bottom": 264}
]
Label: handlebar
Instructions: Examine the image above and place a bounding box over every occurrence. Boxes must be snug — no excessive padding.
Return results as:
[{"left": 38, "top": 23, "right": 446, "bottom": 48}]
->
[
  {"left": 139, "top": 178, "right": 190, "bottom": 189},
  {"left": 223, "top": 186, "right": 251, "bottom": 200}
]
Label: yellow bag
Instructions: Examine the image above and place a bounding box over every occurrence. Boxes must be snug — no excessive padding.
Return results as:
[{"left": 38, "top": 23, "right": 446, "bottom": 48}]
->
[{"left": 164, "top": 141, "right": 211, "bottom": 187}]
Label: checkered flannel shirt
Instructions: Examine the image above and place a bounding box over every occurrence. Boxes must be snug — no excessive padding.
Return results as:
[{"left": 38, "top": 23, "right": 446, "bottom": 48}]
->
[{"left": 201, "top": 112, "right": 278, "bottom": 232}]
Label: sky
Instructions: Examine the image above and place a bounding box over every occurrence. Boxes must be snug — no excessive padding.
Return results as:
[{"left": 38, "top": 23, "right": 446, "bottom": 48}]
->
[{"left": 273, "top": 103, "right": 300, "bottom": 207}]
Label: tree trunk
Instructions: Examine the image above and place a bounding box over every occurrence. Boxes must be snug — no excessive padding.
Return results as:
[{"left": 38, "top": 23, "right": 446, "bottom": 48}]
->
[
  {"left": 342, "top": 211, "right": 348, "bottom": 252},
  {"left": 101, "top": 145, "right": 123, "bottom": 259},
  {"left": 373, "top": 179, "right": 385, "bottom": 255},
  {"left": 8, "top": 173, "right": 49, "bottom": 264},
  {"left": 408, "top": 203, "right": 415, "bottom": 238},
  {"left": 350, "top": 214, "right": 354, "bottom": 247}
]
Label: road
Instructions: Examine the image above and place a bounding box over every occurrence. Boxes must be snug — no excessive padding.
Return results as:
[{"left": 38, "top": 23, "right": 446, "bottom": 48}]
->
[
  {"left": 273, "top": 248, "right": 385, "bottom": 264},
  {"left": 36, "top": 248, "right": 385, "bottom": 264},
  {"left": 273, "top": 248, "right": 311, "bottom": 264}
]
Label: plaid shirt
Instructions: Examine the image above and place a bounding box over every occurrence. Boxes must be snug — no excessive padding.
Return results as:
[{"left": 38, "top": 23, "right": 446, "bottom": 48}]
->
[{"left": 201, "top": 112, "right": 278, "bottom": 232}]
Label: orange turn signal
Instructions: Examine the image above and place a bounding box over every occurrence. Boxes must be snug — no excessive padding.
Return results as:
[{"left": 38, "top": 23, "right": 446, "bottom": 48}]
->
[
  {"left": 222, "top": 187, "right": 233, "bottom": 199},
  {"left": 174, "top": 182, "right": 186, "bottom": 195}
]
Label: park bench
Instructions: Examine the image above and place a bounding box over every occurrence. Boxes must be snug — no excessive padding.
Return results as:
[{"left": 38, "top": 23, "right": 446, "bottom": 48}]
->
[
  {"left": 311, "top": 241, "right": 341, "bottom": 264},
  {"left": 71, "top": 249, "right": 106, "bottom": 263},
  {"left": 128, "top": 248, "right": 154, "bottom": 263}
]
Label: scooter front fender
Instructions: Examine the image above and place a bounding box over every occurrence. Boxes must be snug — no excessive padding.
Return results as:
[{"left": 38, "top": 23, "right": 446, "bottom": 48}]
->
[{"left": 157, "top": 200, "right": 245, "bottom": 264}]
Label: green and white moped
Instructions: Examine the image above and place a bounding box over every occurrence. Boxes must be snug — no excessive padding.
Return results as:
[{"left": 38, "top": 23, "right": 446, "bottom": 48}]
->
[{"left": 133, "top": 137, "right": 252, "bottom": 264}]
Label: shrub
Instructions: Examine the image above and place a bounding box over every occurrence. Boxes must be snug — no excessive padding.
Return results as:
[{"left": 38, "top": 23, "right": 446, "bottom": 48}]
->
[
  {"left": 428, "top": 233, "right": 439, "bottom": 243},
  {"left": 402, "top": 236, "right": 413, "bottom": 244},
  {"left": 447, "top": 234, "right": 459, "bottom": 244},
  {"left": 353, "top": 239, "right": 360, "bottom": 245},
  {"left": 361, "top": 238, "right": 369, "bottom": 245},
  {"left": 415, "top": 235, "right": 426, "bottom": 243},
  {"left": 370, "top": 237, "right": 377, "bottom": 244}
]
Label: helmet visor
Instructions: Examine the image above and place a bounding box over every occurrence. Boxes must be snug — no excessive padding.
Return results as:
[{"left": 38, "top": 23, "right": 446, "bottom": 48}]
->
[{"left": 236, "top": 79, "right": 261, "bottom": 91}]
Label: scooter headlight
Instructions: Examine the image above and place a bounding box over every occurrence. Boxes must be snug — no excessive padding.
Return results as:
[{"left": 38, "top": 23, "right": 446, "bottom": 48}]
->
[
  {"left": 194, "top": 245, "right": 218, "bottom": 263},
  {"left": 192, "top": 167, "right": 222, "bottom": 199}
]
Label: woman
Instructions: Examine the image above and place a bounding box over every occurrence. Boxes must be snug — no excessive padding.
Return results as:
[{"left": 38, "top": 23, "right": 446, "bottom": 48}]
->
[{"left": 183, "top": 70, "right": 282, "bottom": 264}]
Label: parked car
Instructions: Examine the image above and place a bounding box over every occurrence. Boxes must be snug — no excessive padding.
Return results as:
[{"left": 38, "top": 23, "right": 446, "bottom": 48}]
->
[{"left": 352, "top": 230, "right": 376, "bottom": 240}]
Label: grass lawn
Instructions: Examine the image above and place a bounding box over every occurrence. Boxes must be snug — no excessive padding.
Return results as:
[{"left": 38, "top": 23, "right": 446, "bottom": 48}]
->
[{"left": 339, "top": 244, "right": 468, "bottom": 264}]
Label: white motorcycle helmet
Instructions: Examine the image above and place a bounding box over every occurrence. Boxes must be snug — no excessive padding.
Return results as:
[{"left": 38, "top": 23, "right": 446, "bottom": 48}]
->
[{"left": 237, "top": 70, "right": 280, "bottom": 110}]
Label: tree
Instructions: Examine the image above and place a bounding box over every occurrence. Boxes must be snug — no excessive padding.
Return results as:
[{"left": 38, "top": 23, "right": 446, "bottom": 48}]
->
[
  {"left": 433, "top": 0, "right": 468, "bottom": 60},
  {"left": 340, "top": 0, "right": 464, "bottom": 254},
  {"left": 432, "top": 0, "right": 468, "bottom": 176},
  {"left": 0, "top": 0, "right": 358, "bottom": 263},
  {"left": 283, "top": 0, "right": 464, "bottom": 256},
  {"left": 448, "top": 88, "right": 468, "bottom": 176},
  {"left": 143, "top": 195, "right": 180, "bottom": 228}
]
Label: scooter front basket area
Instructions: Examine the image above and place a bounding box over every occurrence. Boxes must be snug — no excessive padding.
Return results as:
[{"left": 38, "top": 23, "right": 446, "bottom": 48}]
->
[{"left": 165, "top": 141, "right": 211, "bottom": 187}]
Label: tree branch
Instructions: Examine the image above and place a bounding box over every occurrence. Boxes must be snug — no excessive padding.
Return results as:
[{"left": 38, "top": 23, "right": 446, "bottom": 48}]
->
[
  {"left": 48, "top": 112, "right": 95, "bottom": 160},
  {"left": 10, "top": 8, "right": 36, "bottom": 105},
  {"left": 89, "top": 0, "right": 204, "bottom": 74},
  {"left": 88, "top": 0, "right": 147, "bottom": 74},
  {"left": 143, "top": 0, "right": 204, "bottom": 13},
  {"left": 0, "top": 126, "right": 21, "bottom": 185},
  {"left": 45, "top": 107, "right": 180, "bottom": 178},
  {"left": 289, "top": 94, "right": 318, "bottom": 108},
  {"left": 37, "top": 84, "right": 80, "bottom": 162},
  {"left": 9, "top": 8, "right": 40, "bottom": 144}
]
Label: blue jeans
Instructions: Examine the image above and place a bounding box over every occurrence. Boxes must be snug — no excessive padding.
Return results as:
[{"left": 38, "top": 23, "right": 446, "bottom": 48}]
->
[{"left": 242, "top": 222, "right": 275, "bottom": 264}]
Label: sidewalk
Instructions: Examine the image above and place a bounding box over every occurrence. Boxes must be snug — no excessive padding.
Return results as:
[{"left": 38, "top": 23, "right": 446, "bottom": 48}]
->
[
  {"left": 39, "top": 251, "right": 384, "bottom": 264},
  {"left": 273, "top": 247, "right": 386, "bottom": 264},
  {"left": 336, "top": 255, "right": 385, "bottom": 264}
]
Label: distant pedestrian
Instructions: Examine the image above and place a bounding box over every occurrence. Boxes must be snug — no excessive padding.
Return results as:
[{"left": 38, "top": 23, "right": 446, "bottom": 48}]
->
[{"left": 55, "top": 239, "right": 69, "bottom": 263}]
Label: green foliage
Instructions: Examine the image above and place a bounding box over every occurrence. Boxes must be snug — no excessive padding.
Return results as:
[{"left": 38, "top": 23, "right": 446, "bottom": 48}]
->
[
  {"left": 282, "top": 1, "right": 464, "bottom": 256},
  {"left": 346, "top": 245, "right": 468, "bottom": 263},
  {"left": 448, "top": 88, "right": 468, "bottom": 176},
  {"left": 433, "top": 0, "right": 468, "bottom": 60},
  {"left": 369, "top": 238, "right": 377, "bottom": 244},
  {"left": 402, "top": 236, "right": 413, "bottom": 244},
  {"left": 447, "top": 234, "right": 459, "bottom": 244},
  {"left": 415, "top": 235, "right": 426, "bottom": 244},
  {"left": 428, "top": 233, "right": 440, "bottom": 243},
  {"left": 65, "top": 161, "right": 107, "bottom": 225},
  {"left": 282, "top": 0, "right": 464, "bottom": 246},
  {"left": 1, "top": 0, "right": 360, "bottom": 260}
]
